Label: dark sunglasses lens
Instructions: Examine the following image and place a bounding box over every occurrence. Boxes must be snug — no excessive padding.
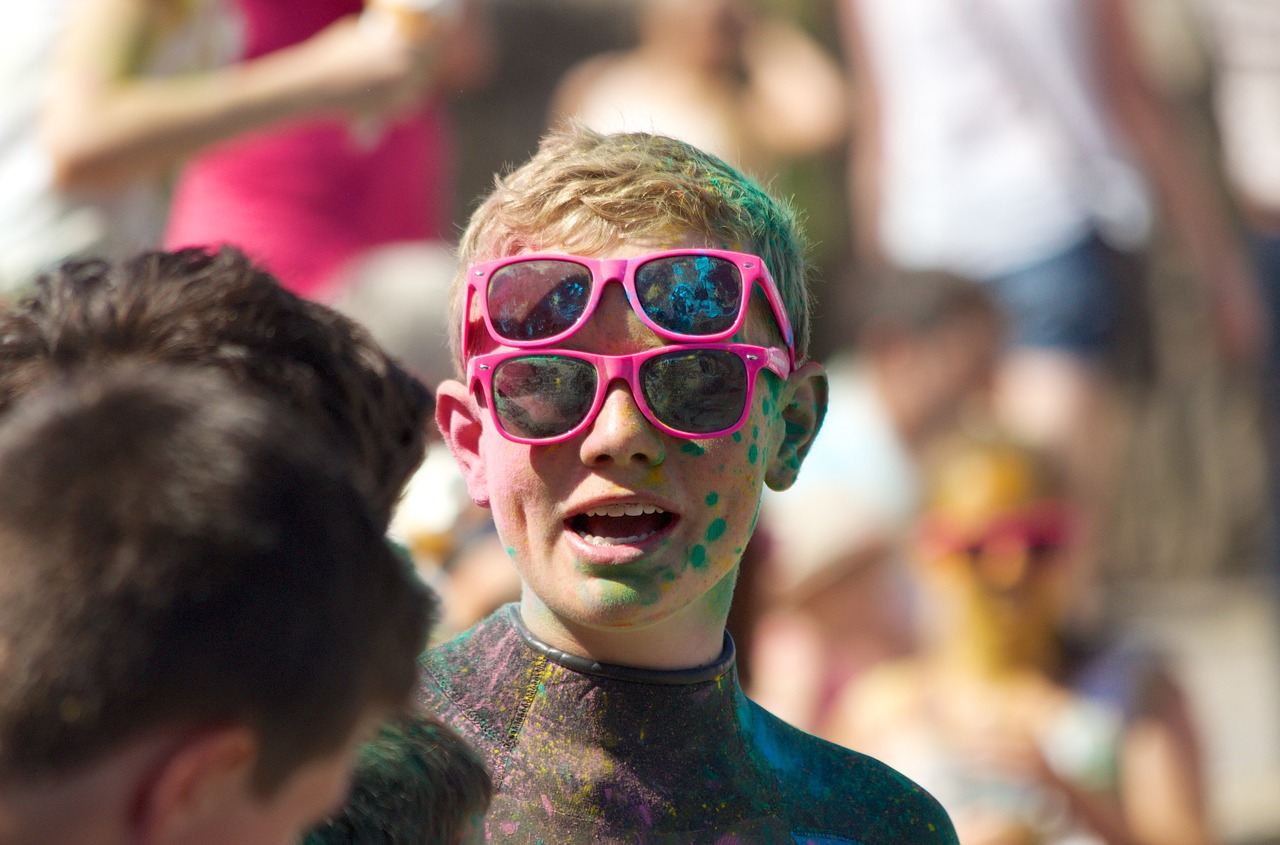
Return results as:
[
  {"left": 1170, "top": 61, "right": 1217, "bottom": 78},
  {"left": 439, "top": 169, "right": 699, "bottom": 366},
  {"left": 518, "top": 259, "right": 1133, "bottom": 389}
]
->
[
  {"left": 640, "top": 349, "right": 748, "bottom": 434},
  {"left": 492, "top": 355, "right": 596, "bottom": 440},
  {"left": 487, "top": 260, "right": 592, "bottom": 342},
  {"left": 635, "top": 255, "right": 743, "bottom": 336}
]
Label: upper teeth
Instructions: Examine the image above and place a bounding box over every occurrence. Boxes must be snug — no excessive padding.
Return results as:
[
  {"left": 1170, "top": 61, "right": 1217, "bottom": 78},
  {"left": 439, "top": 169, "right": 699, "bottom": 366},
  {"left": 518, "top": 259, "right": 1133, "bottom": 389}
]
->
[{"left": 585, "top": 503, "right": 665, "bottom": 517}]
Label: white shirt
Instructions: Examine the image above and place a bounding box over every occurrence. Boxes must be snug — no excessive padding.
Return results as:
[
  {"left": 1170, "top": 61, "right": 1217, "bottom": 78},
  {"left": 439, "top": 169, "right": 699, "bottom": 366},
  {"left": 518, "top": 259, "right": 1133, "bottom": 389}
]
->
[{"left": 853, "top": 0, "right": 1151, "bottom": 275}]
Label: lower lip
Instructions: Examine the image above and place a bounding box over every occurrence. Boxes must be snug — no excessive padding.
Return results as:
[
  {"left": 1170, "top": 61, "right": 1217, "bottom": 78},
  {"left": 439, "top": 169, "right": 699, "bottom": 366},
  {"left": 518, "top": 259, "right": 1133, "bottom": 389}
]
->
[{"left": 564, "top": 519, "right": 677, "bottom": 565}]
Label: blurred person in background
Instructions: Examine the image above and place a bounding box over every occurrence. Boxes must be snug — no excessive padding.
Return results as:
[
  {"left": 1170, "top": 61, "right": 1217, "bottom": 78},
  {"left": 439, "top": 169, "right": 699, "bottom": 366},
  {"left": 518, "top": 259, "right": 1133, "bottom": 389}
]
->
[
  {"left": 840, "top": 0, "right": 1266, "bottom": 547},
  {"left": 547, "top": 0, "right": 846, "bottom": 180},
  {"left": 744, "top": 269, "right": 1003, "bottom": 735},
  {"left": 826, "top": 431, "right": 1216, "bottom": 845},
  {"left": 0, "top": 0, "right": 452, "bottom": 297},
  {"left": 1195, "top": 0, "right": 1280, "bottom": 581},
  {"left": 164, "top": 0, "right": 495, "bottom": 299}
]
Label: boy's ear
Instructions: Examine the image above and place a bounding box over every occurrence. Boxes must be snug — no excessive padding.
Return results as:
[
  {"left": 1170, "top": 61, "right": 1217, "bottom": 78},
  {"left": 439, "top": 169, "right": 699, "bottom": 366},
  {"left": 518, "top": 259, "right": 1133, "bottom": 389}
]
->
[
  {"left": 135, "top": 726, "right": 258, "bottom": 845},
  {"left": 435, "top": 378, "right": 491, "bottom": 508},
  {"left": 765, "top": 361, "right": 828, "bottom": 492}
]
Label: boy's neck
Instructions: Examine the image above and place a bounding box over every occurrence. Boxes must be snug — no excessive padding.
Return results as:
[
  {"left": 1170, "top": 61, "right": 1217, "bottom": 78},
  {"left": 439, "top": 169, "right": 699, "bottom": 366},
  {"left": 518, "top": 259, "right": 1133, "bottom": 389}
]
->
[
  {"left": 518, "top": 593, "right": 731, "bottom": 671},
  {"left": 0, "top": 772, "right": 132, "bottom": 845}
]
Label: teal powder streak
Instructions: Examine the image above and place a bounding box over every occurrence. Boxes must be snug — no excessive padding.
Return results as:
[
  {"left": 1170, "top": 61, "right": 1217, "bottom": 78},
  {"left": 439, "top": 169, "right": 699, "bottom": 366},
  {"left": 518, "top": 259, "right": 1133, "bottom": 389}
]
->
[
  {"left": 690, "top": 545, "right": 707, "bottom": 569},
  {"left": 706, "top": 519, "right": 727, "bottom": 542},
  {"left": 748, "top": 444, "right": 759, "bottom": 464},
  {"left": 681, "top": 441, "right": 707, "bottom": 457},
  {"left": 705, "top": 492, "right": 719, "bottom": 506}
]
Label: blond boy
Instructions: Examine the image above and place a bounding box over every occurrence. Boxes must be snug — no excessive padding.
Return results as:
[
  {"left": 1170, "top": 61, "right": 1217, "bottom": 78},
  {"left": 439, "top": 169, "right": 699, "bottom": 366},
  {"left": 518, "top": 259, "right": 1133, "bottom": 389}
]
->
[{"left": 418, "top": 127, "right": 957, "bottom": 843}]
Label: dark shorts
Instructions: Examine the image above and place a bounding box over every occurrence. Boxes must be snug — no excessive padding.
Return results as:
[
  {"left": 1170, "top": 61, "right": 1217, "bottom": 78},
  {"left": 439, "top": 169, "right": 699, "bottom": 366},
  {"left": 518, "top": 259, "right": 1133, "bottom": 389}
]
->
[{"left": 986, "top": 231, "right": 1132, "bottom": 361}]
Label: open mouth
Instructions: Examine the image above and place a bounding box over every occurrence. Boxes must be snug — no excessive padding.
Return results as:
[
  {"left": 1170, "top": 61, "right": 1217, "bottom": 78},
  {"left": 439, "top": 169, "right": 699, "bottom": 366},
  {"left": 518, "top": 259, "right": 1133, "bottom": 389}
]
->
[{"left": 568, "top": 503, "right": 676, "bottom": 546}]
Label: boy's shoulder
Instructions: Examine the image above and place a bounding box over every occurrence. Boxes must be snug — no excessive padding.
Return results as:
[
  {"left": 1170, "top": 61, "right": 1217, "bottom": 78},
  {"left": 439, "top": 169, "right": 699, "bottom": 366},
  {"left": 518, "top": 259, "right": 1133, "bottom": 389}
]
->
[
  {"left": 416, "top": 607, "right": 530, "bottom": 757},
  {"left": 741, "top": 698, "right": 958, "bottom": 845}
]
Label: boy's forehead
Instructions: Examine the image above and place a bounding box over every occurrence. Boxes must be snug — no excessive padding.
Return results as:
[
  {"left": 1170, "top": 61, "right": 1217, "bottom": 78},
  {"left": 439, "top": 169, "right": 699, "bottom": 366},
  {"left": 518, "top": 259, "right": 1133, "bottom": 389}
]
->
[{"left": 543, "top": 230, "right": 725, "bottom": 257}]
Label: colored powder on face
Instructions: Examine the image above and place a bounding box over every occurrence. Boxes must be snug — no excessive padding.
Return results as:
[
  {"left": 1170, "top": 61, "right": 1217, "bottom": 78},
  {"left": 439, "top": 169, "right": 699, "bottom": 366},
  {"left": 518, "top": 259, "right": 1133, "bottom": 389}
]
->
[
  {"left": 732, "top": 432, "right": 742, "bottom": 443},
  {"left": 506, "top": 547, "right": 517, "bottom": 558},
  {"left": 681, "top": 441, "right": 707, "bottom": 457},
  {"left": 706, "top": 492, "right": 719, "bottom": 506},
  {"left": 752, "top": 425, "right": 759, "bottom": 440},
  {"left": 690, "top": 545, "right": 708, "bottom": 569},
  {"left": 706, "top": 518, "right": 727, "bottom": 542},
  {"left": 747, "top": 444, "right": 759, "bottom": 464},
  {"left": 583, "top": 576, "right": 662, "bottom": 608},
  {"left": 702, "top": 568, "right": 737, "bottom": 620}
]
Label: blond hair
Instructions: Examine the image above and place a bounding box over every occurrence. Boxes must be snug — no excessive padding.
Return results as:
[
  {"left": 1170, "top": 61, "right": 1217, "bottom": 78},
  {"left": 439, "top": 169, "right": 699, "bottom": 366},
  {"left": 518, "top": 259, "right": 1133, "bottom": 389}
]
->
[{"left": 450, "top": 125, "right": 812, "bottom": 368}]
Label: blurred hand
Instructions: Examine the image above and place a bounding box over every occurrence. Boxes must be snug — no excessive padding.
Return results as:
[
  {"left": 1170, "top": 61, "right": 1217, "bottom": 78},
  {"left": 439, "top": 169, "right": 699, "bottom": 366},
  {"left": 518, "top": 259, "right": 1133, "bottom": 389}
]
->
[{"left": 291, "top": 13, "right": 441, "bottom": 123}]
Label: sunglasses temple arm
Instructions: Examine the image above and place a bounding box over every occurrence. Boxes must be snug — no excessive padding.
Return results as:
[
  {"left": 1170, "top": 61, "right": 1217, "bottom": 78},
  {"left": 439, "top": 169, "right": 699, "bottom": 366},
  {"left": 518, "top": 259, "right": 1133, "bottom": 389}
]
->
[{"left": 755, "top": 274, "right": 796, "bottom": 365}]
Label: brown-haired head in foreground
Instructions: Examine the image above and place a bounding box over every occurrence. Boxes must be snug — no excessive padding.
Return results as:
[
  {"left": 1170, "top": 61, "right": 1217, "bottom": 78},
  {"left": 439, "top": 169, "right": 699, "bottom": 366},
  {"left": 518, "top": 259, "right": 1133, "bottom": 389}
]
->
[
  {"left": 0, "top": 365, "right": 435, "bottom": 792},
  {"left": 451, "top": 125, "right": 812, "bottom": 368},
  {"left": 0, "top": 247, "right": 433, "bottom": 527}
]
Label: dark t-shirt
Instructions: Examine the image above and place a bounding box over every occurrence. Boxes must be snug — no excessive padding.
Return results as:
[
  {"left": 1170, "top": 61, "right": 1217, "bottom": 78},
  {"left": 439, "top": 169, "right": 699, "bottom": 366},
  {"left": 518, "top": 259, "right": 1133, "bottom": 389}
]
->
[{"left": 417, "top": 605, "right": 958, "bottom": 844}]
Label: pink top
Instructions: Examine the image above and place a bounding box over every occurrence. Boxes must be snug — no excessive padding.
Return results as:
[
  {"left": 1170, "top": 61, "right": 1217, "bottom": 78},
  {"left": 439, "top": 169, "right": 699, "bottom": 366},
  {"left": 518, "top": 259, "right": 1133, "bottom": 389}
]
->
[{"left": 164, "top": 0, "right": 451, "bottom": 298}]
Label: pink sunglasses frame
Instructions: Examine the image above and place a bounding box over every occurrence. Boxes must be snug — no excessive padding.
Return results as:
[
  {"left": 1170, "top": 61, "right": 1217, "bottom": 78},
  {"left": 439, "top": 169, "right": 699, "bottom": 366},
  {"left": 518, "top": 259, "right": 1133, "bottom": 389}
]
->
[
  {"left": 468, "top": 343, "right": 792, "bottom": 444},
  {"left": 463, "top": 249, "right": 796, "bottom": 366},
  {"left": 920, "top": 501, "right": 1077, "bottom": 561}
]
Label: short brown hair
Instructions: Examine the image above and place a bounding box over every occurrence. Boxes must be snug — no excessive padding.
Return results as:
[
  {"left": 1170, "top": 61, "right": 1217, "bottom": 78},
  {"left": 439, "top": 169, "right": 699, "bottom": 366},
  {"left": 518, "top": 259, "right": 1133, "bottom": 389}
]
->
[
  {"left": 0, "top": 366, "right": 434, "bottom": 791},
  {"left": 0, "top": 247, "right": 432, "bottom": 527},
  {"left": 303, "top": 712, "right": 492, "bottom": 845},
  {"left": 452, "top": 125, "right": 812, "bottom": 367}
]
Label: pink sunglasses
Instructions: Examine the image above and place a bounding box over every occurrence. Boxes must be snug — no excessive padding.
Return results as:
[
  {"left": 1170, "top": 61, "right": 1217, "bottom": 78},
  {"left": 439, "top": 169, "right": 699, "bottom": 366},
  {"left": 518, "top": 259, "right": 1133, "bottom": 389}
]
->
[
  {"left": 463, "top": 249, "right": 795, "bottom": 364},
  {"left": 921, "top": 502, "right": 1076, "bottom": 562},
  {"left": 468, "top": 343, "right": 792, "bottom": 444}
]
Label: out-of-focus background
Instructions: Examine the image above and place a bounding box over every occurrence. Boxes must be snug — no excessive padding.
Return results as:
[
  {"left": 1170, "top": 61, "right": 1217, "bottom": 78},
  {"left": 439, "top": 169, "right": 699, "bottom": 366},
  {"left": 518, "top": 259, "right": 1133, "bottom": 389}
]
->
[{"left": 4, "top": 0, "right": 1278, "bottom": 842}]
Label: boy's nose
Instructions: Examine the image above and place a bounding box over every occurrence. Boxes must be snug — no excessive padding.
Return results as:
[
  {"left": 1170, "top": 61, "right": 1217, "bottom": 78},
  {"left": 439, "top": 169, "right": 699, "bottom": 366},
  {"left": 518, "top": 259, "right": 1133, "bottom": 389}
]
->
[
  {"left": 579, "top": 380, "right": 665, "bottom": 468},
  {"left": 579, "top": 286, "right": 648, "bottom": 351}
]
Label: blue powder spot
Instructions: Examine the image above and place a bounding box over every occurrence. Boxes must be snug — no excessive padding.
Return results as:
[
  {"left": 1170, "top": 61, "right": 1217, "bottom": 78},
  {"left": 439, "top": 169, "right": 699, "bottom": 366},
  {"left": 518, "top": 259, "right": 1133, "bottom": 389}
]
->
[
  {"left": 690, "top": 545, "right": 707, "bottom": 569},
  {"left": 706, "top": 519, "right": 727, "bottom": 542},
  {"left": 705, "top": 492, "right": 719, "bottom": 506}
]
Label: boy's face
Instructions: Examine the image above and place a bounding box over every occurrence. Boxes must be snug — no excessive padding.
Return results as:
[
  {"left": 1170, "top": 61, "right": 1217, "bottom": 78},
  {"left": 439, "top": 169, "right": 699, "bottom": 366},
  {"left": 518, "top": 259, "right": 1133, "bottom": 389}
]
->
[{"left": 436, "top": 236, "right": 826, "bottom": 667}]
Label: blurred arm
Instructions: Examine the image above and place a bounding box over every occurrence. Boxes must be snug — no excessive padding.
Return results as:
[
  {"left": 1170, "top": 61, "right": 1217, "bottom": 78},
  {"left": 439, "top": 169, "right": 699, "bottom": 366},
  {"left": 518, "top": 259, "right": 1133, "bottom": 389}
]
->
[
  {"left": 1096, "top": 0, "right": 1266, "bottom": 366},
  {"left": 42, "top": 0, "right": 441, "bottom": 190},
  {"left": 1117, "top": 671, "right": 1218, "bottom": 845},
  {"left": 837, "top": 1, "right": 885, "bottom": 266},
  {"left": 740, "top": 16, "right": 848, "bottom": 158}
]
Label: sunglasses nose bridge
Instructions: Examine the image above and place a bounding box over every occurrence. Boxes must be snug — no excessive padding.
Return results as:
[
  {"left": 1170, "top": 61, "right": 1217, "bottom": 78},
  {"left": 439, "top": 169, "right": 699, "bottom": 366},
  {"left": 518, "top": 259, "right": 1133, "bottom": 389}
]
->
[
  {"left": 593, "top": 355, "right": 651, "bottom": 421},
  {"left": 598, "top": 258, "right": 630, "bottom": 288}
]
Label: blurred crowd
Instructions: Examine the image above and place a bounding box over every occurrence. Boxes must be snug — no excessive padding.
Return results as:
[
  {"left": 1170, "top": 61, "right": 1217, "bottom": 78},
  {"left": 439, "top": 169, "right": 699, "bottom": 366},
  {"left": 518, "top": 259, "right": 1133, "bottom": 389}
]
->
[{"left": 3, "top": 0, "right": 1280, "bottom": 843}]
